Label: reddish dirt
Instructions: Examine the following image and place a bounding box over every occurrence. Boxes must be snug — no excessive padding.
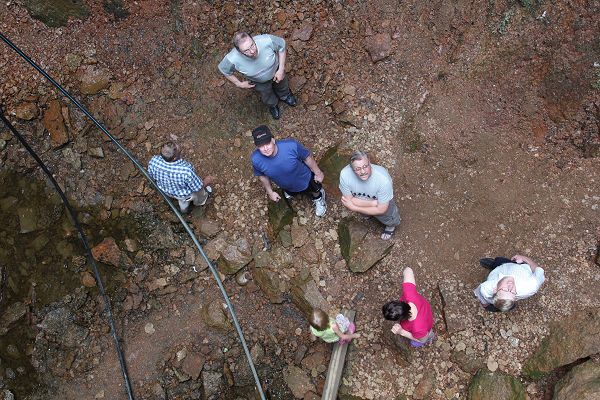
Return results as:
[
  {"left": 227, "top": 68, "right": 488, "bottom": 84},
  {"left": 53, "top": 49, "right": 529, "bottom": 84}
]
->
[{"left": 1, "top": 1, "right": 599, "bottom": 399}]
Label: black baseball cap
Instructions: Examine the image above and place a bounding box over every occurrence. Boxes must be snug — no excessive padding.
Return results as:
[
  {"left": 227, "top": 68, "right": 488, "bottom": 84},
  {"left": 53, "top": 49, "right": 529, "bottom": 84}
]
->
[{"left": 252, "top": 125, "right": 273, "bottom": 146}]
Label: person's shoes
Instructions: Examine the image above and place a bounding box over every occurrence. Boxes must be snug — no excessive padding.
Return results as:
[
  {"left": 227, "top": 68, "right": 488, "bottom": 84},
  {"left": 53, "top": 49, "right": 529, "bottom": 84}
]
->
[
  {"left": 381, "top": 226, "right": 396, "bottom": 240},
  {"left": 479, "top": 258, "right": 496, "bottom": 269},
  {"left": 281, "top": 93, "right": 298, "bottom": 106},
  {"left": 313, "top": 189, "right": 326, "bottom": 217},
  {"left": 269, "top": 105, "right": 281, "bottom": 119},
  {"left": 283, "top": 191, "right": 294, "bottom": 200},
  {"left": 198, "top": 185, "right": 213, "bottom": 206}
]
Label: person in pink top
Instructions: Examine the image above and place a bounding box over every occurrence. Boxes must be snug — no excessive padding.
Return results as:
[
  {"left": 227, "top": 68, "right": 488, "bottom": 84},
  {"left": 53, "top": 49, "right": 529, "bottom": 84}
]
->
[{"left": 382, "top": 267, "right": 435, "bottom": 347}]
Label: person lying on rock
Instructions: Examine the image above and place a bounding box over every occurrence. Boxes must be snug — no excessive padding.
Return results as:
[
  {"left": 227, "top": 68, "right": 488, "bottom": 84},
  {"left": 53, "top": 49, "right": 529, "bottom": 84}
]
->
[
  {"left": 250, "top": 125, "right": 327, "bottom": 217},
  {"left": 218, "top": 31, "right": 297, "bottom": 120},
  {"left": 474, "top": 254, "right": 546, "bottom": 312},
  {"left": 148, "top": 141, "right": 213, "bottom": 214},
  {"left": 339, "top": 150, "right": 401, "bottom": 240},
  {"left": 309, "top": 308, "right": 360, "bottom": 344},
  {"left": 382, "top": 267, "right": 435, "bottom": 347}
]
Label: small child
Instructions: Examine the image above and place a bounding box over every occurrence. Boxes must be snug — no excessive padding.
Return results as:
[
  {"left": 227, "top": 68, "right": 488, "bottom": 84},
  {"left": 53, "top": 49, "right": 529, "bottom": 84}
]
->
[{"left": 309, "top": 308, "right": 360, "bottom": 344}]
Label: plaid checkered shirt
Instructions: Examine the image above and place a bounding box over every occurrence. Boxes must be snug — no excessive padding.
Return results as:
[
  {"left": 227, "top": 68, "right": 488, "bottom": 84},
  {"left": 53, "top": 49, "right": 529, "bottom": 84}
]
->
[{"left": 148, "top": 155, "right": 203, "bottom": 198}]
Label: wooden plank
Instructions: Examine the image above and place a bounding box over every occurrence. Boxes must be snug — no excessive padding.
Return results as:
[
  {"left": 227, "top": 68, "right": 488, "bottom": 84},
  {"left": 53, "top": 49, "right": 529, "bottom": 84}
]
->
[{"left": 321, "top": 309, "right": 356, "bottom": 400}]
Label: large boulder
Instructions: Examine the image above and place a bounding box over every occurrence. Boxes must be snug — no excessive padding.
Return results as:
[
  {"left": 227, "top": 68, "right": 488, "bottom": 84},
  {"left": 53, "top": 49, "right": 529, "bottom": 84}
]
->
[
  {"left": 283, "top": 365, "right": 315, "bottom": 399},
  {"left": 338, "top": 218, "right": 393, "bottom": 273},
  {"left": 381, "top": 320, "right": 411, "bottom": 366},
  {"left": 553, "top": 359, "right": 600, "bottom": 400},
  {"left": 467, "top": 371, "right": 525, "bottom": 400},
  {"left": 205, "top": 234, "right": 253, "bottom": 275},
  {"left": 523, "top": 308, "right": 600, "bottom": 379},
  {"left": 24, "top": 0, "right": 89, "bottom": 27},
  {"left": 290, "top": 268, "right": 329, "bottom": 319},
  {"left": 268, "top": 196, "right": 294, "bottom": 238},
  {"left": 250, "top": 250, "right": 287, "bottom": 304}
]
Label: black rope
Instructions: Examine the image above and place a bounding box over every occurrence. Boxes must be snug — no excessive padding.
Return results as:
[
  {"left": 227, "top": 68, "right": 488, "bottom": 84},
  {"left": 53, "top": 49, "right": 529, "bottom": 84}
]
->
[
  {"left": 0, "top": 32, "right": 266, "bottom": 399},
  {"left": 0, "top": 111, "right": 135, "bottom": 400}
]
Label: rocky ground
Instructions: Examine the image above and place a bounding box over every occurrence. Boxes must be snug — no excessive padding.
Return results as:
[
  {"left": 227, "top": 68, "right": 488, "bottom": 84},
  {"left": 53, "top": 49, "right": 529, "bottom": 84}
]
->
[{"left": 0, "top": 0, "right": 599, "bottom": 399}]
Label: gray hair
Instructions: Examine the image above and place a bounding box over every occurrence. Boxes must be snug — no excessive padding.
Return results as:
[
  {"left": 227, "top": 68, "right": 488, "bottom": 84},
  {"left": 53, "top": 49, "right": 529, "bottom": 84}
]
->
[
  {"left": 350, "top": 150, "right": 369, "bottom": 164},
  {"left": 160, "top": 141, "right": 180, "bottom": 162},
  {"left": 233, "top": 32, "right": 251, "bottom": 49}
]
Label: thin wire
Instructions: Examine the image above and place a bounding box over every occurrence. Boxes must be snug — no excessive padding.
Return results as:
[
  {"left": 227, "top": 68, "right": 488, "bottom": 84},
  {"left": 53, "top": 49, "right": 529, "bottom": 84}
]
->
[
  {"left": 0, "top": 111, "right": 135, "bottom": 399},
  {"left": 0, "top": 32, "right": 266, "bottom": 400}
]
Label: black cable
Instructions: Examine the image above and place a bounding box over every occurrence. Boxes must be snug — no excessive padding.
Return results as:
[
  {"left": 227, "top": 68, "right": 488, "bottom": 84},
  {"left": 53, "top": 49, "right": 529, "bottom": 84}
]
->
[
  {"left": 0, "top": 110, "right": 135, "bottom": 400},
  {"left": 0, "top": 32, "right": 266, "bottom": 399}
]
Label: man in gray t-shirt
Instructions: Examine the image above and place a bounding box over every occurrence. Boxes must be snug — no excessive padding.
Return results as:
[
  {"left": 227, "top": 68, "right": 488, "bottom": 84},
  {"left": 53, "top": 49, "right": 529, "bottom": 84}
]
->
[
  {"left": 339, "top": 151, "right": 401, "bottom": 240},
  {"left": 218, "top": 32, "right": 297, "bottom": 120}
]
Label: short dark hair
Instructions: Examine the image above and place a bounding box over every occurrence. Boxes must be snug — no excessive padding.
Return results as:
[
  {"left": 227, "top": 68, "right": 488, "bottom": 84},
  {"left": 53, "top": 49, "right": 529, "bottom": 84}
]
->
[
  {"left": 382, "top": 300, "right": 411, "bottom": 321},
  {"left": 233, "top": 32, "right": 251, "bottom": 50},
  {"left": 160, "top": 141, "right": 180, "bottom": 162}
]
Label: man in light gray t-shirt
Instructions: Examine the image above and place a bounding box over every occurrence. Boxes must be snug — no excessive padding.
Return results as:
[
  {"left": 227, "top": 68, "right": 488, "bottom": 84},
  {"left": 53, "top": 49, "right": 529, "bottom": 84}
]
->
[
  {"left": 339, "top": 151, "right": 401, "bottom": 240},
  {"left": 218, "top": 31, "right": 297, "bottom": 120}
]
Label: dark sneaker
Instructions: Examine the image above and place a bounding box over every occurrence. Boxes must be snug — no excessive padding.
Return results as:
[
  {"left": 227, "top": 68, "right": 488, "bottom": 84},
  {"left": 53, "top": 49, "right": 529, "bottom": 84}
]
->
[{"left": 269, "top": 105, "right": 281, "bottom": 119}]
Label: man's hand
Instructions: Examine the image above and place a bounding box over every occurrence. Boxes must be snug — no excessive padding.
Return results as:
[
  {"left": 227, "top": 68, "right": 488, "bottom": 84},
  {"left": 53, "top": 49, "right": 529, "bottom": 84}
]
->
[
  {"left": 314, "top": 170, "right": 324, "bottom": 183},
  {"left": 273, "top": 69, "right": 285, "bottom": 83},
  {"left": 512, "top": 254, "right": 529, "bottom": 264},
  {"left": 341, "top": 196, "right": 356, "bottom": 211},
  {"left": 268, "top": 191, "right": 281, "bottom": 202},
  {"left": 236, "top": 80, "right": 256, "bottom": 89}
]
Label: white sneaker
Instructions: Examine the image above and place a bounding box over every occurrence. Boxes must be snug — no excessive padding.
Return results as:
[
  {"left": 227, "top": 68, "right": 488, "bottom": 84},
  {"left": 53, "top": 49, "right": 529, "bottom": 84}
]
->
[
  {"left": 313, "top": 189, "right": 326, "bottom": 217},
  {"left": 283, "top": 191, "right": 293, "bottom": 200}
]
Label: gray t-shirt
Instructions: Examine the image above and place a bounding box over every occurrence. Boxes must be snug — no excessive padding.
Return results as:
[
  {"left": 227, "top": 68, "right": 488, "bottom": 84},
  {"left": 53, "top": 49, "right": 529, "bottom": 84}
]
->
[
  {"left": 339, "top": 164, "right": 394, "bottom": 204},
  {"left": 218, "top": 34, "right": 286, "bottom": 83}
]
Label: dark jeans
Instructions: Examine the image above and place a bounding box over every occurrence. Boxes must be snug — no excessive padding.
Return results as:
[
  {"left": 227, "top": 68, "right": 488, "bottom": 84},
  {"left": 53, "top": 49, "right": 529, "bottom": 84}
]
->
[
  {"left": 285, "top": 173, "right": 322, "bottom": 199},
  {"left": 252, "top": 76, "right": 291, "bottom": 106},
  {"left": 485, "top": 257, "right": 513, "bottom": 269}
]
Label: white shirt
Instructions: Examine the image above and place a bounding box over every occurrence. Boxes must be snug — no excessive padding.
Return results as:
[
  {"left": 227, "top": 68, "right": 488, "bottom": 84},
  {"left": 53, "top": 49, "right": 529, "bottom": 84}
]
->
[{"left": 474, "top": 262, "right": 545, "bottom": 305}]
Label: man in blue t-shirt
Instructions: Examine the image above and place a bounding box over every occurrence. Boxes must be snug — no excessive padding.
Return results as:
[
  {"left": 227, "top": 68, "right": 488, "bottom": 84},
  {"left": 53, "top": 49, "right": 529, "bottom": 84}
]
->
[
  {"left": 218, "top": 32, "right": 298, "bottom": 120},
  {"left": 251, "top": 125, "right": 326, "bottom": 217}
]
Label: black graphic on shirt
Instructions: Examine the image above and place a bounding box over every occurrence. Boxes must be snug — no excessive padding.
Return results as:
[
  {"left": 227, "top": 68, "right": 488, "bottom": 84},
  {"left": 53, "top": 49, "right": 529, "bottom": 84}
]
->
[{"left": 351, "top": 191, "right": 377, "bottom": 199}]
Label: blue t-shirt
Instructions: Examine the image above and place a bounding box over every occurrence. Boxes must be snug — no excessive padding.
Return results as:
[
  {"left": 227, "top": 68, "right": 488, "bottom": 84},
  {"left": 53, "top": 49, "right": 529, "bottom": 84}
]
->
[{"left": 251, "top": 139, "right": 312, "bottom": 192}]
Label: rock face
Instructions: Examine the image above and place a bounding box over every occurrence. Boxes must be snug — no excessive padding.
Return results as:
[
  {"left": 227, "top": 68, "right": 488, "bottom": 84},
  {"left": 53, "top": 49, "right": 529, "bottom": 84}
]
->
[
  {"left": 523, "top": 308, "right": 600, "bottom": 379},
  {"left": 43, "top": 100, "right": 69, "bottom": 148},
  {"left": 338, "top": 218, "right": 393, "bottom": 273},
  {"left": 91, "top": 237, "right": 132, "bottom": 268},
  {"left": 24, "top": 0, "right": 89, "bottom": 27},
  {"left": 553, "top": 360, "right": 600, "bottom": 400},
  {"left": 467, "top": 371, "right": 526, "bottom": 400},
  {"left": 268, "top": 197, "right": 294, "bottom": 238},
  {"left": 364, "top": 33, "right": 392, "bottom": 62},
  {"left": 283, "top": 365, "right": 315, "bottom": 399},
  {"left": 319, "top": 144, "right": 351, "bottom": 196},
  {"left": 290, "top": 268, "right": 329, "bottom": 319}
]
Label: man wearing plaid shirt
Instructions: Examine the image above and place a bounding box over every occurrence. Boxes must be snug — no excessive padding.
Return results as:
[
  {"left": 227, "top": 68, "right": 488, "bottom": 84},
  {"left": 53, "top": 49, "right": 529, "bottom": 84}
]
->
[{"left": 148, "top": 142, "right": 213, "bottom": 213}]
